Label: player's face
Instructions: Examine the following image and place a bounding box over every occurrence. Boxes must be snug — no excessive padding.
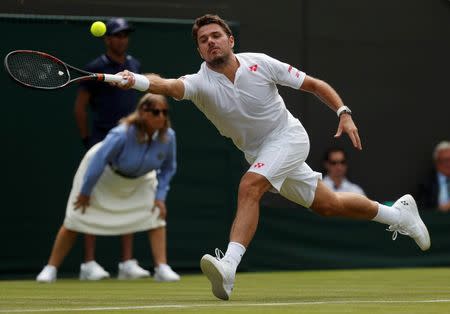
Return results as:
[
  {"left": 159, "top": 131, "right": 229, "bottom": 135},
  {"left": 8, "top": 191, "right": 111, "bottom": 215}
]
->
[
  {"left": 105, "top": 31, "right": 129, "bottom": 56},
  {"left": 142, "top": 102, "right": 168, "bottom": 131},
  {"left": 436, "top": 149, "right": 450, "bottom": 176},
  {"left": 197, "top": 23, "right": 234, "bottom": 66}
]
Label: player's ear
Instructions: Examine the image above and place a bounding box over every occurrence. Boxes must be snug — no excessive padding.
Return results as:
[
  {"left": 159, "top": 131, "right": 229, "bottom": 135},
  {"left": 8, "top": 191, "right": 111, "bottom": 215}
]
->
[
  {"left": 229, "top": 35, "right": 235, "bottom": 49},
  {"left": 197, "top": 47, "right": 204, "bottom": 60}
]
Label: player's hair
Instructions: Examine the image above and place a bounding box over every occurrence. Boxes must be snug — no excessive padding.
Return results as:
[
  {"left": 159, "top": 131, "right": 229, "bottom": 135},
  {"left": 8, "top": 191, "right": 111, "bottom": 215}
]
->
[
  {"left": 433, "top": 141, "right": 450, "bottom": 161},
  {"left": 120, "top": 93, "right": 171, "bottom": 143},
  {"left": 192, "top": 14, "right": 233, "bottom": 46}
]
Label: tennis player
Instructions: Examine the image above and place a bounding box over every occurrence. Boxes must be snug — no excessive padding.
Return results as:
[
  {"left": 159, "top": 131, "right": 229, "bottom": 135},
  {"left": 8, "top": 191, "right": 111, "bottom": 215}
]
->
[{"left": 116, "top": 14, "right": 430, "bottom": 300}]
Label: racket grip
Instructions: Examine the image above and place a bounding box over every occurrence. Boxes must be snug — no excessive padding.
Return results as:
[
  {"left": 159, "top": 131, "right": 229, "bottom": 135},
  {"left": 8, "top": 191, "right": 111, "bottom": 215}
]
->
[{"left": 103, "top": 74, "right": 128, "bottom": 84}]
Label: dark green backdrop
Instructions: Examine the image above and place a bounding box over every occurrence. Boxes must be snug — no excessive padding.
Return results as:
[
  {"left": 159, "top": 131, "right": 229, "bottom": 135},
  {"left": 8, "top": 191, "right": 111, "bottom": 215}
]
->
[
  {"left": 0, "top": 15, "right": 243, "bottom": 277},
  {"left": 1, "top": 15, "right": 449, "bottom": 278}
]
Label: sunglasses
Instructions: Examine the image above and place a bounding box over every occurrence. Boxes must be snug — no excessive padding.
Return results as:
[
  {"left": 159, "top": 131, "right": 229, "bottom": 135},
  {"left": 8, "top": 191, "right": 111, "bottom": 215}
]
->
[
  {"left": 328, "top": 159, "right": 346, "bottom": 166},
  {"left": 142, "top": 108, "right": 168, "bottom": 116}
]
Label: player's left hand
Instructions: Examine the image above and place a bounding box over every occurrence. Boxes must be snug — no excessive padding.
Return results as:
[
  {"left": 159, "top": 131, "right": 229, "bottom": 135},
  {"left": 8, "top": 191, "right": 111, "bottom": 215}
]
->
[
  {"left": 74, "top": 194, "right": 90, "bottom": 214},
  {"left": 153, "top": 199, "right": 167, "bottom": 219},
  {"left": 334, "top": 114, "right": 362, "bottom": 150}
]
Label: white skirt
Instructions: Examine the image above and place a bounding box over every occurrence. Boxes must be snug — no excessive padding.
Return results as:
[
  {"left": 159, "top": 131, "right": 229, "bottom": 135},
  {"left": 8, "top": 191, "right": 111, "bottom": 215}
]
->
[{"left": 63, "top": 143, "right": 166, "bottom": 235}]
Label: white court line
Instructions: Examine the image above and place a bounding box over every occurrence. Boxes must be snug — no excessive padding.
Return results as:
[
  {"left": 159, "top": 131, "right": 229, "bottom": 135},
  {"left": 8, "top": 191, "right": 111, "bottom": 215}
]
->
[{"left": 1, "top": 299, "right": 450, "bottom": 313}]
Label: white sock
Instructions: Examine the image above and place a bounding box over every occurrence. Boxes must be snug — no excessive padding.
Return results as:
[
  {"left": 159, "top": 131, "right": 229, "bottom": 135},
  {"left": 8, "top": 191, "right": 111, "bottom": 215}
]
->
[
  {"left": 372, "top": 202, "right": 400, "bottom": 225},
  {"left": 223, "top": 242, "right": 246, "bottom": 271}
]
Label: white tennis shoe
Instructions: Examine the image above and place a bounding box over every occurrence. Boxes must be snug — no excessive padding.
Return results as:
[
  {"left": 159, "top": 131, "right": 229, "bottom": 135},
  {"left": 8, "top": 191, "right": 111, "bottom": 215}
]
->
[
  {"left": 153, "top": 264, "right": 180, "bottom": 282},
  {"left": 118, "top": 259, "right": 150, "bottom": 280},
  {"left": 200, "top": 249, "right": 235, "bottom": 300},
  {"left": 79, "top": 261, "right": 110, "bottom": 280},
  {"left": 36, "top": 265, "right": 57, "bottom": 283},
  {"left": 387, "top": 194, "right": 431, "bottom": 251}
]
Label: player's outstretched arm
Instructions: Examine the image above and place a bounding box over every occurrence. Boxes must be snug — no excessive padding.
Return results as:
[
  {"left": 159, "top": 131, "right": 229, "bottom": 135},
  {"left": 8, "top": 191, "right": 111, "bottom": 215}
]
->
[
  {"left": 115, "top": 70, "right": 185, "bottom": 100},
  {"left": 300, "top": 75, "right": 362, "bottom": 150}
]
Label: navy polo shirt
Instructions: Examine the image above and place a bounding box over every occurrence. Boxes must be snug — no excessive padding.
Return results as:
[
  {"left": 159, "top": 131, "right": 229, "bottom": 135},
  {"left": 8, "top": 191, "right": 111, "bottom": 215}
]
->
[{"left": 79, "top": 54, "right": 141, "bottom": 134}]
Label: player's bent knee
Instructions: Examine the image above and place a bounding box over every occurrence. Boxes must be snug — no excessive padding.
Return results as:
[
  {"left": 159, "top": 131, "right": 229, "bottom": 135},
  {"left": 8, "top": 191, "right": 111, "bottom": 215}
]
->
[
  {"left": 238, "top": 182, "right": 263, "bottom": 201},
  {"left": 238, "top": 175, "right": 270, "bottom": 201}
]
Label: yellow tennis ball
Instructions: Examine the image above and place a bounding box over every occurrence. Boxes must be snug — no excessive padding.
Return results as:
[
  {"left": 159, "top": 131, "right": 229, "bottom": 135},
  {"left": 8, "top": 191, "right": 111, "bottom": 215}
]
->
[{"left": 90, "top": 21, "right": 106, "bottom": 37}]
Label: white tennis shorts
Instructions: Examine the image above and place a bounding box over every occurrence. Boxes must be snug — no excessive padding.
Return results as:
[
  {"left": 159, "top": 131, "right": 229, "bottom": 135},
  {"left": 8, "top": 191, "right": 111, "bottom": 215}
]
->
[{"left": 245, "top": 120, "right": 322, "bottom": 208}]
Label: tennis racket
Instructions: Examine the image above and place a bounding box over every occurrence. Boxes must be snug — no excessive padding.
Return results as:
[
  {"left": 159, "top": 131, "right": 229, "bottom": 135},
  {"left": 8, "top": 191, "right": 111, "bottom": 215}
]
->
[{"left": 4, "top": 50, "right": 128, "bottom": 90}]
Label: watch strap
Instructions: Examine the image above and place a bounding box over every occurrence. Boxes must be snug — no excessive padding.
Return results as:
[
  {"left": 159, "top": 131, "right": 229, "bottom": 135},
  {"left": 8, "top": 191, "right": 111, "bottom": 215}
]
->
[{"left": 336, "top": 106, "right": 352, "bottom": 117}]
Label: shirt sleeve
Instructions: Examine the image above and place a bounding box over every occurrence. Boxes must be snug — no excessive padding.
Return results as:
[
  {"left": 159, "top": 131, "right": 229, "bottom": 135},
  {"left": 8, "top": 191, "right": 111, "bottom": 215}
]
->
[
  {"left": 262, "top": 54, "right": 306, "bottom": 89},
  {"left": 180, "top": 74, "right": 200, "bottom": 102},
  {"left": 155, "top": 132, "right": 177, "bottom": 200},
  {"left": 80, "top": 130, "right": 125, "bottom": 196}
]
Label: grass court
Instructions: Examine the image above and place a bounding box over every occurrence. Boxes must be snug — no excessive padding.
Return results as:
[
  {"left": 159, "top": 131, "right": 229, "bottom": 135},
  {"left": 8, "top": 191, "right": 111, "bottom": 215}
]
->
[{"left": 2, "top": 267, "right": 450, "bottom": 313}]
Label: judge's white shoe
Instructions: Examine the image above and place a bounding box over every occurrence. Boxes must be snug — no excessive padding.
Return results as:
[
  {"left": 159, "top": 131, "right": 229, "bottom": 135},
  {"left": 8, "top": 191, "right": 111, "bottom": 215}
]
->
[
  {"left": 200, "top": 250, "right": 235, "bottom": 300},
  {"left": 387, "top": 194, "right": 431, "bottom": 251},
  {"left": 118, "top": 259, "right": 150, "bottom": 280},
  {"left": 153, "top": 264, "right": 180, "bottom": 282},
  {"left": 79, "top": 261, "right": 110, "bottom": 280},
  {"left": 36, "top": 265, "right": 57, "bottom": 283}
]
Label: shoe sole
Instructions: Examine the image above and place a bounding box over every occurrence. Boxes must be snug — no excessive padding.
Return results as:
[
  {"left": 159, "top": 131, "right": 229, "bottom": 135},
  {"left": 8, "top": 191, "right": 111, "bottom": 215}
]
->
[
  {"left": 36, "top": 278, "right": 55, "bottom": 283},
  {"left": 200, "top": 255, "right": 229, "bottom": 300},
  {"left": 79, "top": 274, "right": 110, "bottom": 280},
  {"left": 118, "top": 274, "right": 150, "bottom": 280},
  {"left": 405, "top": 195, "right": 431, "bottom": 251},
  {"left": 153, "top": 276, "right": 180, "bottom": 282}
]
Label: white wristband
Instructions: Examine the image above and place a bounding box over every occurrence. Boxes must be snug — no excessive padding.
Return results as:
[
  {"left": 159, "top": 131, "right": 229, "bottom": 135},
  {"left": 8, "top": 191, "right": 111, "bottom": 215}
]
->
[
  {"left": 336, "top": 105, "right": 352, "bottom": 117},
  {"left": 132, "top": 73, "right": 150, "bottom": 92}
]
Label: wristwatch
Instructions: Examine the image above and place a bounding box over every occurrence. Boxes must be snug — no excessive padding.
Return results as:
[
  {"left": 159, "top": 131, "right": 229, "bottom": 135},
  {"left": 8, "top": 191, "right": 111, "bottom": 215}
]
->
[{"left": 336, "top": 106, "right": 352, "bottom": 117}]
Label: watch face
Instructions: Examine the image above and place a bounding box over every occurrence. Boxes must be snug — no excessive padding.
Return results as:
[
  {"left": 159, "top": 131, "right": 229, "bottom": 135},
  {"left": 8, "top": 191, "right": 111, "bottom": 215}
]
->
[{"left": 339, "top": 109, "right": 351, "bottom": 117}]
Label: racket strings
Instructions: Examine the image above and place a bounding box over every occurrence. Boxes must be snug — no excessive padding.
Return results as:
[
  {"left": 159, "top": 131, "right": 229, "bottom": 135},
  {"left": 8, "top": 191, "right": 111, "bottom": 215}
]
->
[{"left": 6, "top": 52, "right": 69, "bottom": 88}]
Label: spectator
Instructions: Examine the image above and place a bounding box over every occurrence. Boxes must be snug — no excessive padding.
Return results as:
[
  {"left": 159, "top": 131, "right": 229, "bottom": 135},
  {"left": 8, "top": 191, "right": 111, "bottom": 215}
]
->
[
  {"left": 74, "top": 17, "right": 146, "bottom": 280},
  {"left": 37, "top": 93, "right": 180, "bottom": 283},
  {"left": 322, "top": 147, "right": 366, "bottom": 195},
  {"left": 418, "top": 141, "right": 450, "bottom": 212}
]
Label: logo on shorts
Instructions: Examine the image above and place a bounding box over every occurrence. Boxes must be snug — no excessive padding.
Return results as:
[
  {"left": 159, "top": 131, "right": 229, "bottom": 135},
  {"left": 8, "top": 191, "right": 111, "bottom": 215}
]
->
[{"left": 253, "top": 162, "right": 265, "bottom": 168}]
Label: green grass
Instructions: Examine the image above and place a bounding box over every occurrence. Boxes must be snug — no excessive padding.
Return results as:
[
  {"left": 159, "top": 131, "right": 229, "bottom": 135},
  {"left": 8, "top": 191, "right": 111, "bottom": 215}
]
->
[{"left": 1, "top": 268, "right": 450, "bottom": 313}]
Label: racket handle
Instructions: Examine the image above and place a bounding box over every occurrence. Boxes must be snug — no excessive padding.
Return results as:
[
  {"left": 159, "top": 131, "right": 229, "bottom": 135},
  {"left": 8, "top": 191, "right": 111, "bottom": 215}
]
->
[{"left": 102, "top": 73, "right": 150, "bottom": 92}]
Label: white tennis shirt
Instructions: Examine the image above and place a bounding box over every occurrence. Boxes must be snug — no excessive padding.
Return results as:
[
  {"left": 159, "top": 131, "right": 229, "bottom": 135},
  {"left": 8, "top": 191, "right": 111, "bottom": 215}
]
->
[{"left": 181, "top": 53, "right": 306, "bottom": 155}]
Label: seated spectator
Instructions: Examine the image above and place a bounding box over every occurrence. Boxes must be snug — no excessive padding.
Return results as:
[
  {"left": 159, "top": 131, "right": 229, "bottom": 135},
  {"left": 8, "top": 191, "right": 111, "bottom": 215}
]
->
[
  {"left": 417, "top": 141, "right": 450, "bottom": 212},
  {"left": 322, "top": 147, "right": 366, "bottom": 195}
]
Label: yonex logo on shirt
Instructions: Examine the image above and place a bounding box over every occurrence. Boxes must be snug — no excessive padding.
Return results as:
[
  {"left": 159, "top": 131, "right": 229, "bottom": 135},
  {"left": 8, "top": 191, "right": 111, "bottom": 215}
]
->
[
  {"left": 288, "top": 65, "right": 301, "bottom": 77},
  {"left": 249, "top": 64, "right": 258, "bottom": 72},
  {"left": 253, "top": 162, "right": 265, "bottom": 168}
]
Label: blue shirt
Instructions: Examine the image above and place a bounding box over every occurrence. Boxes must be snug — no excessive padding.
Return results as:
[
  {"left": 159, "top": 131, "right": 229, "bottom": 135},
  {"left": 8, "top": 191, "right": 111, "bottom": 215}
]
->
[
  {"left": 79, "top": 54, "right": 141, "bottom": 131},
  {"left": 81, "top": 124, "right": 177, "bottom": 201},
  {"left": 437, "top": 172, "right": 450, "bottom": 206}
]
